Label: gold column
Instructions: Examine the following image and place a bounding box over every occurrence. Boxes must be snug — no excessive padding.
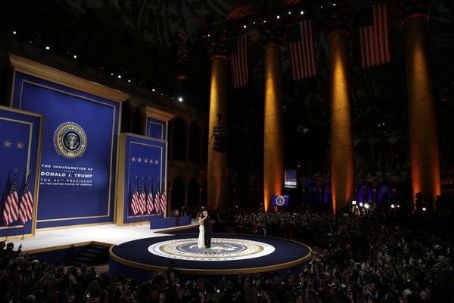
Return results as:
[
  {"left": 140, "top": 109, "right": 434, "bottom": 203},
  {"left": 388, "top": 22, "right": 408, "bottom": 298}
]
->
[
  {"left": 263, "top": 43, "right": 284, "bottom": 212},
  {"left": 403, "top": 14, "right": 440, "bottom": 208},
  {"left": 207, "top": 55, "right": 228, "bottom": 210},
  {"left": 329, "top": 31, "right": 354, "bottom": 214}
]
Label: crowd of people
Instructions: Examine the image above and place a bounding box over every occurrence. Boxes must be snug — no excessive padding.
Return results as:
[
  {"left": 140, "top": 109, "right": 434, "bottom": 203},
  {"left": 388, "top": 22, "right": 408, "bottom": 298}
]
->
[{"left": 1, "top": 207, "right": 453, "bottom": 302}]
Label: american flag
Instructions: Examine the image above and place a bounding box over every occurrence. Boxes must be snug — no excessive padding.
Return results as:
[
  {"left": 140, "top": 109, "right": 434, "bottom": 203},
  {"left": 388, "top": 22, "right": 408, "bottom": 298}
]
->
[
  {"left": 146, "top": 178, "right": 154, "bottom": 214},
  {"left": 130, "top": 178, "right": 140, "bottom": 216},
  {"left": 159, "top": 189, "right": 167, "bottom": 216},
  {"left": 2, "top": 172, "right": 19, "bottom": 225},
  {"left": 18, "top": 173, "right": 33, "bottom": 224},
  {"left": 229, "top": 35, "right": 248, "bottom": 89},
  {"left": 359, "top": 3, "right": 390, "bottom": 68},
  {"left": 288, "top": 20, "right": 317, "bottom": 80},
  {"left": 139, "top": 178, "right": 147, "bottom": 215}
]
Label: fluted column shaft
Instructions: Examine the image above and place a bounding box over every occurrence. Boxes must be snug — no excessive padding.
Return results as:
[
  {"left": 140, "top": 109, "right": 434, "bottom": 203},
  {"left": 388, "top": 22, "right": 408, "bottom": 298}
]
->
[
  {"left": 263, "top": 44, "right": 284, "bottom": 212},
  {"left": 404, "top": 14, "right": 440, "bottom": 208},
  {"left": 207, "top": 55, "right": 228, "bottom": 210},
  {"left": 329, "top": 31, "right": 354, "bottom": 214}
]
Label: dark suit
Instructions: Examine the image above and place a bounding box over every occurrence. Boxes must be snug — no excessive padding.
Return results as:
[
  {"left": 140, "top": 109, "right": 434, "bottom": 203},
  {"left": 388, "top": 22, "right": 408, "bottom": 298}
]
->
[{"left": 203, "top": 215, "right": 212, "bottom": 248}]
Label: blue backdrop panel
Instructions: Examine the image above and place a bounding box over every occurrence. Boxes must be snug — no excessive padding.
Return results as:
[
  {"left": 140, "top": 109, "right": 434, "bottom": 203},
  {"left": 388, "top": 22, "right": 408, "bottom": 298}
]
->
[
  {"left": 122, "top": 134, "right": 167, "bottom": 224},
  {"left": 146, "top": 117, "right": 166, "bottom": 141},
  {"left": 11, "top": 72, "right": 120, "bottom": 228},
  {"left": 0, "top": 107, "right": 41, "bottom": 237}
]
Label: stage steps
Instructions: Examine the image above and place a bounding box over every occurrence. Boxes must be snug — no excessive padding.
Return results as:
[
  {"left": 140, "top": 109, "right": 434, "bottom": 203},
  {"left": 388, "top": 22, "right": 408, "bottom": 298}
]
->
[{"left": 65, "top": 244, "right": 110, "bottom": 267}]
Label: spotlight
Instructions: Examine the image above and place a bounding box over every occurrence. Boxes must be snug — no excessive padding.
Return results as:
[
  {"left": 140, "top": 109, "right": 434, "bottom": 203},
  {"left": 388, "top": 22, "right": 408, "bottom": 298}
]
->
[
  {"left": 45, "top": 46, "right": 50, "bottom": 50},
  {"left": 13, "top": 30, "right": 17, "bottom": 35},
  {"left": 252, "top": 21, "right": 256, "bottom": 25},
  {"left": 300, "top": 10, "right": 305, "bottom": 15},
  {"left": 73, "top": 54, "right": 77, "bottom": 59},
  {"left": 391, "top": 204, "right": 395, "bottom": 208},
  {"left": 152, "top": 88, "right": 156, "bottom": 92},
  {"left": 352, "top": 201, "right": 357, "bottom": 205},
  {"left": 117, "top": 75, "right": 122, "bottom": 79},
  {"left": 178, "top": 96, "right": 183, "bottom": 102},
  {"left": 288, "top": 11, "right": 292, "bottom": 15},
  {"left": 28, "top": 40, "right": 32, "bottom": 44},
  {"left": 127, "top": 79, "right": 131, "bottom": 83},
  {"left": 263, "top": 20, "right": 267, "bottom": 23},
  {"left": 397, "top": 205, "right": 400, "bottom": 208},
  {"left": 364, "top": 203, "right": 370, "bottom": 209},
  {"left": 359, "top": 202, "right": 363, "bottom": 207},
  {"left": 276, "top": 15, "right": 280, "bottom": 19},
  {"left": 333, "top": 3, "right": 336, "bottom": 6},
  {"left": 110, "top": 73, "right": 114, "bottom": 76},
  {"left": 243, "top": 25, "right": 247, "bottom": 29},
  {"left": 422, "top": 207, "right": 426, "bottom": 211},
  {"left": 207, "top": 34, "right": 211, "bottom": 37}
]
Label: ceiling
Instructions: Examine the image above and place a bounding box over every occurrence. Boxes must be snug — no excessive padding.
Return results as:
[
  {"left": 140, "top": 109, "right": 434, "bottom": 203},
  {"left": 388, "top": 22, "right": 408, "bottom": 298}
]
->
[{"left": 2, "top": 0, "right": 454, "bottom": 170}]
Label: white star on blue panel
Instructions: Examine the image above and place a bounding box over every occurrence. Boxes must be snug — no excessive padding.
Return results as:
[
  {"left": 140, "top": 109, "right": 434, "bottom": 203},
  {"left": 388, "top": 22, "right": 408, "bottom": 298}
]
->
[
  {"left": 138, "top": 158, "right": 142, "bottom": 162},
  {"left": 132, "top": 157, "right": 136, "bottom": 162}
]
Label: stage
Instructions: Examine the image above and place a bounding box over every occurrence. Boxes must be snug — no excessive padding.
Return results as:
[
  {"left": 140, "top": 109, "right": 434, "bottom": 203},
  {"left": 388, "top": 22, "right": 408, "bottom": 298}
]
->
[
  {"left": 8, "top": 223, "right": 312, "bottom": 279},
  {"left": 8, "top": 222, "right": 198, "bottom": 254},
  {"left": 110, "top": 233, "right": 312, "bottom": 277}
]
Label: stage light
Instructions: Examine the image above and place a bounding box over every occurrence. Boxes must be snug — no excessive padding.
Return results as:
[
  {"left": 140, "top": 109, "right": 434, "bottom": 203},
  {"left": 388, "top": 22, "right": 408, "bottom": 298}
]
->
[
  {"left": 178, "top": 96, "right": 184, "bottom": 102},
  {"left": 13, "top": 30, "right": 17, "bottom": 35},
  {"left": 207, "top": 34, "right": 211, "bottom": 37},
  {"left": 364, "top": 203, "right": 370, "bottom": 209},
  {"left": 152, "top": 88, "right": 156, "bottom": 92},
  {"left": 352, "top": 200, "right": 357, "bottom": 205},
  {"left": 263, "top": 20, "right": 267, "bottom": 23},
  {"left": 391, "top": 204, "right": 395, "bottom": 208},
  {"left": 359, "top": 202, "right": 363, "bottom": 207},
  {"left": 422, "top": 207, "right": 426, "bottom": 211},
  {"left": 252, "top": 21, "right": 256, "bottom": 25},
  {"left": 45, "top": 46, "right": 50, "bottom": 50},
  {"left": 333, "top": 3, "right": 336, "bottom": 6},
  {"left": 288, "top": 11, "right": 292, "bottom": 15},
  {"left": 300, "top": 10, "right": 305, "bottom": 15},
  {"left": 276, "top": 15, "right": 280, "bottom": 19},
  {"left": 29, "top": 40, "right": 32, "bottom": 44},
  {"left": 117, "top": 75, "right": 122, "bottom": 79},
  {"left": 397, "top": 205, "right": 400, "bottom": 208},
  {"left": 243, "top": 25, "right": 247, "bottom": 29},
  {"left": 127, "top": 79, "right": 131, "bottom": 83},
  {"left": 110, "top": 72, "right": 114, "bottom": 76},
  {"left": 73, "top": 54, "right": 77, "bottom": 59}
]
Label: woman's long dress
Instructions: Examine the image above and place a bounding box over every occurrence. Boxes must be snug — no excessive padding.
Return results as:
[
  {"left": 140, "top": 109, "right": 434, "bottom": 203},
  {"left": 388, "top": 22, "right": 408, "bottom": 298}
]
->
[{"left": 198, "top": 223, "right": 205, "bottom": 249}]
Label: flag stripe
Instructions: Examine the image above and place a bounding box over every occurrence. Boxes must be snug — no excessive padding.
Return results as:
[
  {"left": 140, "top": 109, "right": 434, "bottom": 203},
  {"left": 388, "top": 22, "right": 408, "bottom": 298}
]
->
[
  {"left": 360, "top": 3, "right": 390, "bottom": 68},
  {"left": 2, "top": 173, "right": 20, "bottom": 225},
  {"left": 289, "top": 20, "right": 316, "bottom": 80},
  {"left": 229, "top": 35, "right": 248, "bottom": 88}
]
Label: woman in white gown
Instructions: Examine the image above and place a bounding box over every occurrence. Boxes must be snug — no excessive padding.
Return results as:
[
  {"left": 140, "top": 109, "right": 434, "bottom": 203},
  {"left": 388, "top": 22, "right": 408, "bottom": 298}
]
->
[{"left": 197, "top": 213, "right": 206, "bottom": 249}]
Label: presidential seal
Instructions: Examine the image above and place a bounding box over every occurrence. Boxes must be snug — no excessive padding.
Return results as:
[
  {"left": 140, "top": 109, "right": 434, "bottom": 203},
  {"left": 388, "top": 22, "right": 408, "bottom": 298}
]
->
[
  {"left": 275, "top": 195, "right": 286, "bottom": 206},
  {"left": 53, "top": 122, "right": 87, "bottom": 158}
]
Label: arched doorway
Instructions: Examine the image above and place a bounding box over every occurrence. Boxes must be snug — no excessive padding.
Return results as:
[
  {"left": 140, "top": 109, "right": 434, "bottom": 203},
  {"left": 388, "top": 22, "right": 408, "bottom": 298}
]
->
[
  {"left": 188, "top": 123, "right": 201, "bottom": 163},
  {"left": 187, "top": 178, "right": 200, "bottom": 207},
  {"left": 171, "top": 177, "right": 185, "bottom": 210},
  {"left": 171, "top": 118, "right": 187, "bottom": 160}
]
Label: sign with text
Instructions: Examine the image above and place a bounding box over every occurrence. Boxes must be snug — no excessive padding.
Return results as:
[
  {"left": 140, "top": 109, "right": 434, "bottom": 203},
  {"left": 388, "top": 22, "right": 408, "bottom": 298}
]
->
[{"left": 11, "top": 72, "right": 120, "bottom": 228}]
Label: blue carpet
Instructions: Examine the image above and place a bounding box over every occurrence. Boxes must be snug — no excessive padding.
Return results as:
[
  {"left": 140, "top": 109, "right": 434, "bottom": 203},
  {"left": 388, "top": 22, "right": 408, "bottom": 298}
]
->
[{"left": 111, "top": 233, "right": 311, "bottom": 271}]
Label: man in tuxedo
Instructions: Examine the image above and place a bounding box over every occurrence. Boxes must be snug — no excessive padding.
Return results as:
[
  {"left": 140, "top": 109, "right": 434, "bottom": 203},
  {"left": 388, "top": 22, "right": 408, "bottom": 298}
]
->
[{"left": 202, "top": 210, "right": 212, "bottom": 248}]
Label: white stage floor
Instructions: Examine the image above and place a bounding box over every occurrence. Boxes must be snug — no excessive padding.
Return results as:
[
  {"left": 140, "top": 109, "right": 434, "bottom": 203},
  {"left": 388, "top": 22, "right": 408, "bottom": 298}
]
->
[{"left": 9, "top": 223, "right": 198, "bottom": 253}]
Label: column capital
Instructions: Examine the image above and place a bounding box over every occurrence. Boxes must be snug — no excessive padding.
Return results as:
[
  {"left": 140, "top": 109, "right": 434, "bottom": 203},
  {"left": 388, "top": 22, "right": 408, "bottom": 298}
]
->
[
  {"left": 204, "top": 32, "right": 228, "bottom": 58},
  {"left": 397, "top": 0, "right": 431, "bottom": 24}
]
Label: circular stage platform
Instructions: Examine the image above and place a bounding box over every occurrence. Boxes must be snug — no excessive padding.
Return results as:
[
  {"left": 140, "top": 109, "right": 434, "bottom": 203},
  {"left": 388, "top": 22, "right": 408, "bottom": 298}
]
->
[{"left": 109, "top": 234, "right": 311, "bottom": 277}]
